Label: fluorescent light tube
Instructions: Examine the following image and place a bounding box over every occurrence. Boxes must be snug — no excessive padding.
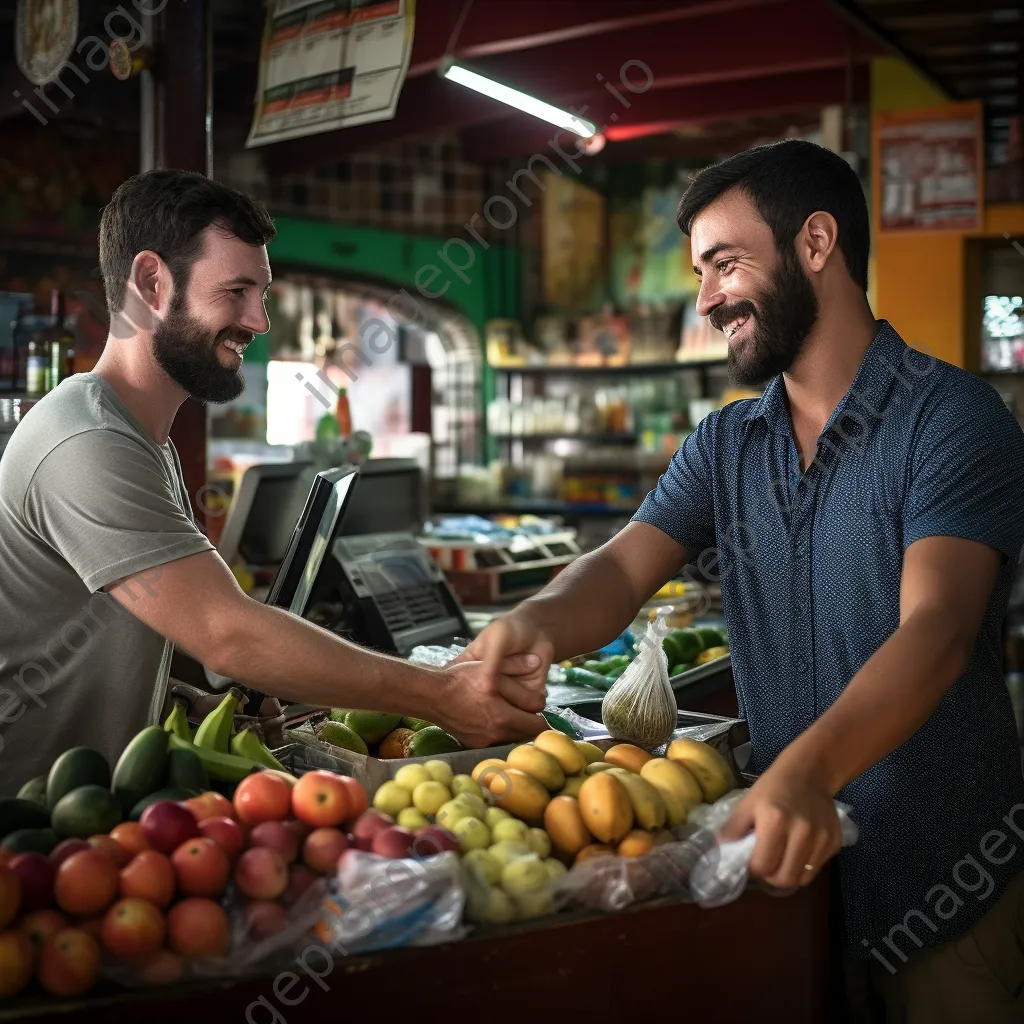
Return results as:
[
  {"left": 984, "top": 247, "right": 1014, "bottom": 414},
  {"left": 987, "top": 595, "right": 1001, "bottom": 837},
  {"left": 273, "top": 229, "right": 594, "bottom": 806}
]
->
[{"left": 441, "top": 60, "right": 596, "bottom": 138}]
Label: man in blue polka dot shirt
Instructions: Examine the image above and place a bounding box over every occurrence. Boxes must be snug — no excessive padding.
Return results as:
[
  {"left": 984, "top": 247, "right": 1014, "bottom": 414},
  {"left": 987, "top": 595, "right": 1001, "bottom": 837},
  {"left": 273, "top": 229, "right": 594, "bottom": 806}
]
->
[{"left": 467, "top": 140, "right": 1024, "bottom": 1022}]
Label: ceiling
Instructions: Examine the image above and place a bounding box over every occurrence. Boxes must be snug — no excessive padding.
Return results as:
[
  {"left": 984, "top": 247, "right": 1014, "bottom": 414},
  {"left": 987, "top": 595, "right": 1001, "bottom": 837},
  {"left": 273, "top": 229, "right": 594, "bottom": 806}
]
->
[{"left": 0, "top": 0, "right": 1017, "bottom": 169}]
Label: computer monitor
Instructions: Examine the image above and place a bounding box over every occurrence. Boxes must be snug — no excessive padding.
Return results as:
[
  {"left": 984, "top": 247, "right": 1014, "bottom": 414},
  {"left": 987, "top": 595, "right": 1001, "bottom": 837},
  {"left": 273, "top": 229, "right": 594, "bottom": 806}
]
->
[
  {"left": 336, "top": 457, "right": 426, "bottom": 537},
  {"left": 217, "top": 460, "right": 317, "bottom": 567}
]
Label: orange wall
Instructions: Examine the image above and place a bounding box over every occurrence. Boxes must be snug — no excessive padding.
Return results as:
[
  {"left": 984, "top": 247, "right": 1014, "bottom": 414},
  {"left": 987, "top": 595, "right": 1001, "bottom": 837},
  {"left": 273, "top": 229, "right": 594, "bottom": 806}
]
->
[{"left": 870, "top": 59, "right": 1024, "bottom": 366}]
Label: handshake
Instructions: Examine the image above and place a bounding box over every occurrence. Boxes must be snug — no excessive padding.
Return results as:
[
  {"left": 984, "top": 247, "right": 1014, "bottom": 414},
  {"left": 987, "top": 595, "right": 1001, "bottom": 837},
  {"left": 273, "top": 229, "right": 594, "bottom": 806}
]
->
[{"left": 425, "top": 614, "right": 556, "bottom": 750}]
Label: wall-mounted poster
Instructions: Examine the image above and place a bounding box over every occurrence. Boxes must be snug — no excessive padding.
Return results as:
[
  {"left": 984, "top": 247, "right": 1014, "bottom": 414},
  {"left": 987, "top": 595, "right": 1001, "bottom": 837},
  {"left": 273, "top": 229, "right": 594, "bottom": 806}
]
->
[
  {"left": 873, "top": 101, "right": 983, "bottom": 233},
  {"left": 247, "top": 0, "right": 415, "bottom": 148}
]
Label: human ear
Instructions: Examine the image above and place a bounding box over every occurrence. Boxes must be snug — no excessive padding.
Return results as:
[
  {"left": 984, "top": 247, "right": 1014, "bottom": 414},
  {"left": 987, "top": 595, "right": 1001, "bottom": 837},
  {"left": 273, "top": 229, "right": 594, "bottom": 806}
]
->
[
  {"left": 800, "top": 211, "right": 839, "bottom": 274},
  {"left": 131, "top": 250, "right": 168, "bottom": 311}
]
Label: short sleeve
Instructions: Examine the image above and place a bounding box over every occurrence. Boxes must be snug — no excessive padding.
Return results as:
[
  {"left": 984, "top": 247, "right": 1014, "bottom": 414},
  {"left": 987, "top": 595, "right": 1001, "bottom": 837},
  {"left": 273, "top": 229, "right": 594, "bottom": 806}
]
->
[
  {"left": 903, "top": 383, "right": 1024, "bottom": 561},
  {"left": 631, "top": 411, "right": 717, "bottom": 553},
  {"left": 24, "top": 430, "right": 213, "bottom": 593}
]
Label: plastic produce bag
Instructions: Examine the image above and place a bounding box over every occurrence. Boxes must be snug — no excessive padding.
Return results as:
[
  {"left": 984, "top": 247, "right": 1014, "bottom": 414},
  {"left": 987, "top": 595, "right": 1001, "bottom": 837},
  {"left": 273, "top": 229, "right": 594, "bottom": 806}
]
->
[
  {"left": 315, "top": 850, "right": 467, "bottom": 955},
  {"left": 601, "top": 620, "right": 676, "bottom": 749},
  {"left": 689, "top": 791, "right": 859, "bottom": 907}
]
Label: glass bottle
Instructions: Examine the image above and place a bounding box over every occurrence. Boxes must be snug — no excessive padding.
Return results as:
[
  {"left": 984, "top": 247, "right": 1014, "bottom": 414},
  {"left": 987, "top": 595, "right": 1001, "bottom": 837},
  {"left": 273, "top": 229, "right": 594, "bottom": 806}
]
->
[{"left": 25, "top": 329, "right": 48, "bottom": 398}]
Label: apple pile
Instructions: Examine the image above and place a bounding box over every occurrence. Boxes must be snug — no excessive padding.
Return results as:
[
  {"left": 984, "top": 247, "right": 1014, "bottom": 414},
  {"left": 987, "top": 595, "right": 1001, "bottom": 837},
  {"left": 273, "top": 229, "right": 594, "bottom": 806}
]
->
[{"left": 0, "top": 769, "right": 370, "bottom": 1001}]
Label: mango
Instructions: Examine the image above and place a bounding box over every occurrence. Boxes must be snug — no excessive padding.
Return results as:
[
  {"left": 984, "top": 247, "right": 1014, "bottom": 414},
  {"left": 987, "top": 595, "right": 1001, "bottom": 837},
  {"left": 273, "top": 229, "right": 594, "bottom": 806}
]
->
[
  {"left": 584, "top": 761, "right": 615, "bottom": 776},
  {"left": 578, "top": 772, "right": 633, "bottom": 844},
  {"left": 573, "top": 844, "right": 615, "bottom": 866},
  {"left": 543, "top": 795, "right": 591, "bottom": 859},
  {"left": 640, "top": 758, "right": 703, "bottom": 826},
  {"left": 471, "top": 758, "right": 508, "bottom": 786},
  {"left": 533, "top": 731, "right": 587, "bottom": 775},
  {"left": 506, "top": 745, "right": 565, "bottom": 792},
  {"left": 604, "top": 743, "right": 654, "bottom": 774},
  {"left": 617, "top": 829, "right": 656, "bottom": 858},
  {"left": 665, "top": 739, "right": 736, "bottom": 802},
  {"left": 575, "top": 741, "right": 606, "bottom": 765},
  {"left": 558, "top": 775, "right": 585, "bottom": 798},
  {"left": 607, "top": 768, "right": 666, "bottom": 830},
  {"left": 484, "top": 767, "right": 550, "bottom": 825}
]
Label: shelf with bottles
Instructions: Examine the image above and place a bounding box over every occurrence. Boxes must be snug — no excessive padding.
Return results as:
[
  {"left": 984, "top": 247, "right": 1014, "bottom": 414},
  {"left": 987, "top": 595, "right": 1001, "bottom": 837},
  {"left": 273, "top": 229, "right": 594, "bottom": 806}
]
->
[{"left": 0, "top": 289, "right": 77, "bottom": 398}]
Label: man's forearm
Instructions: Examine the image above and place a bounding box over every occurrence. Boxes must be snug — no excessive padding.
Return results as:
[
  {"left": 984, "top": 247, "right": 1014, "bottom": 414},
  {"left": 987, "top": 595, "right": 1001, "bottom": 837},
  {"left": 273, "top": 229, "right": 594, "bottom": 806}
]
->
[
  {"left": 212, "top": 598, "right": 441, "bottom": 718},
  {"left": 775, "top": 607, "right": 972, "bottom": 795},
  {"left": 514, "top": 548, "right": 647, "bottom": 662}
]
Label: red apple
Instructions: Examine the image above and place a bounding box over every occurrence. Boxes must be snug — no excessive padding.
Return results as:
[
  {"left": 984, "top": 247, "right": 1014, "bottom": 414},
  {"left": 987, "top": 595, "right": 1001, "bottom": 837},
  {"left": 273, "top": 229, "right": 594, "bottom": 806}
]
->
[
  {"left": 249, "top": 821, "right": 300, "bottom": 864},
  {"left": 371, "top": 826, "right": 415, "bottom": 860},
  {"left": 48, "top": 839, "right": 91, "bottom": 869},
  {"left": 412, "top": 826, "right": 459, "bottom": 857},
  {"left": 100, "top": 898, "right": 166, "bottom": 961},
  {"left": 139, "top": 801, "right": 199, "bottom": 854},
  {"left": 282, "top": 864, "right": 318, "bottom": 906},
  {"left": 350, "top": 810, "right": 393, "bottom": 851},
  {"left": 198, "top": 817, "right": 245, "bottom": 861},
  {"left": 283, "top": 818, "right": 312, "bottom": 843},
  {"left": 244, "top": 900, "right": 289, "bottom": 940},
  {"left": 302, "top": 828, "right": 349, "bottom": 874},
  {"left": 9, "top": 854, "right": 54, "bottom": 911},
  {"left": 234, "top": 847, "right": 288, "bottom": 901}
]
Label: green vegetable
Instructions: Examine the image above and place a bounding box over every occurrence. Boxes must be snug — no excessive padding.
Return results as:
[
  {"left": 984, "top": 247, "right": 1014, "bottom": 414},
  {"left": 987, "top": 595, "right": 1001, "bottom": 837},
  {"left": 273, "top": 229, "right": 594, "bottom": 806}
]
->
[
  {"left": 408, "top": 726, "right": 463, "bottom": 757},
  {"left": 16, "top": 776, "right": 48, "bottom": 807},
  {"left": 582, "top": 660, "right": 613, "bottom": 675},
  {"left": 669, "top": 662, "right": 694, "bottom": 677},
  {"left": 344, "top": 711, "right": 402, "bottom": 744},
  {"left": 51, "top": 785, "right": 122, "bottom": 839},
  {"left": 694, "top": 626, "right": 727, "bottom": 650},
  {"left": 47, "top": 747, "right": 111, "bottom": 810},
  {"left": 319, "top": 721, "right": 369, "bottom": 756},
  {"left": 165, "top": 746, "right": 210, "bottom": 793},
  {"left": 112, "top": 727, "right": 170, "bottom": 814},
  {"left": 564, "top": 667, "right": 615, "bottom": 691},
  {"left": 663, "top": 629, "right": 702, "bottom": 665}
]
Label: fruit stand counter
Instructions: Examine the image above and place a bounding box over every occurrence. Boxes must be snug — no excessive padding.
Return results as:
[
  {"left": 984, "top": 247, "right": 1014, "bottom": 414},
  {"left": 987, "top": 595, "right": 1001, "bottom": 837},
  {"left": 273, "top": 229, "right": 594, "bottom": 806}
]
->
[{"left": 0, "top": 873, "right": 836, "bottom": 1024}]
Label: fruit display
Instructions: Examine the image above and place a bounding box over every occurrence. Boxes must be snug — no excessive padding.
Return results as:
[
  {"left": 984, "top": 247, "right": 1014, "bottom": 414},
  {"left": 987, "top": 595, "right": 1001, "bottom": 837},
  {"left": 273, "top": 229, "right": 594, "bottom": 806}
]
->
[
  {"left": 320, "top": 711, "right": 464, "bottom": 760},
  {"left": 0, "top": 737, "right": 372, "bottom": 1001},
  {"left": 557, "top": 625, "right": 729, "bottom": 691}
]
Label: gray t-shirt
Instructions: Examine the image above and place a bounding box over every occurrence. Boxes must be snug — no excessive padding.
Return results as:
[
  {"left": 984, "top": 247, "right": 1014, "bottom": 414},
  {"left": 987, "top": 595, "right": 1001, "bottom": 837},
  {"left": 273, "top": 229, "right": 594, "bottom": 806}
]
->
[{"left": 0, "top": 374, "right": 212, "bottom": 792}]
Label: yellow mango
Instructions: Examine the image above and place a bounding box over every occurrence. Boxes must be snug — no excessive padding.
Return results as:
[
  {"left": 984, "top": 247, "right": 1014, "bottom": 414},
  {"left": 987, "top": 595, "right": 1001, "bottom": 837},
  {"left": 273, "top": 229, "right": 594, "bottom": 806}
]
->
[
  {"left": 578, "top": 772, "right": 633, "bottom": 844},
  {"left": 483, "top": 767, "right": 550, "bottom": 825},
  {"left": 533, "top": 731, "right": 587, "bottom": 775},
  {"left": 506, "top": 745, "right": 566, "bottom": 792}
]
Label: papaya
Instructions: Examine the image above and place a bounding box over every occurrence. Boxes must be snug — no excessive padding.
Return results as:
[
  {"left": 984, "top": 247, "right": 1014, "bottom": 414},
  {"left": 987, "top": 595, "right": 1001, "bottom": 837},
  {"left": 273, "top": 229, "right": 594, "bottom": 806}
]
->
[
  {"left": 533, "top": 731, "right": 587, "bottom": 776},
  {"left": 505, "top": 745, "right": 565, "bottom": 792},
  {"left": 47, "top": 747, "right": 111, "bottom": 809},
  {"left": 543, "top": 795, "right": 591, "bottom": 858},
  {"left": 578, "top": 772, "right": 633, "bottom": 844},
  {"left": 483, "top": 768, "right": 550, "bottom": 825},
  {"left": 604, "top": 743, "right": 654, "bottom": 774}
]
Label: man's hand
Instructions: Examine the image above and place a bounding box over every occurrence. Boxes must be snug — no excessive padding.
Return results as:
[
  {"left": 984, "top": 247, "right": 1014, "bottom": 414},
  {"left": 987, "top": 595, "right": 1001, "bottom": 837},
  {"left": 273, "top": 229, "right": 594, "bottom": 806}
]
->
[
  {"left": 718, "top": 761, "right": 843, "bottom": 889},
  {"left": 457, "top": 613, "right": 554, "bottom": 693},
  {"left": 431, "top": 659, "right": 546, "bottom": 749}
]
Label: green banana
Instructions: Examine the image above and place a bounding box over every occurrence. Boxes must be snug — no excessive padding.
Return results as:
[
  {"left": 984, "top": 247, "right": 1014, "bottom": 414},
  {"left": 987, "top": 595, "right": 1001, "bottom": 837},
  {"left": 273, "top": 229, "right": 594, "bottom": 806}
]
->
[
  {"left": 193, "top": 693, "right": 237, "bottom": 754},
  {"left": 231, "top": 727, "right": 287, "bottom": 773},
  {"left": 163, "top": 703, "right": 193, "bottom": 743},
  {"left": 168, "top": 733, "right": 260, "bottom": 783}
]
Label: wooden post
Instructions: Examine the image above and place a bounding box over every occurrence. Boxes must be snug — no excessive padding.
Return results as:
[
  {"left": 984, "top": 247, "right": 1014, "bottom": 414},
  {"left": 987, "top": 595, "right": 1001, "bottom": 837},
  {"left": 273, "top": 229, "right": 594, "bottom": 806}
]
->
[{"left": 153, "top": 0, "right": 212, "bottom": 526}]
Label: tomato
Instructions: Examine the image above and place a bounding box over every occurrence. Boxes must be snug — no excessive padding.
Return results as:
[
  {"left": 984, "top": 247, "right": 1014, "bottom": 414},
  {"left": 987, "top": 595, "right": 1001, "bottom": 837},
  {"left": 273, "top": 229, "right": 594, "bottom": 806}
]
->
[
  {"left": 109, "top": 822, "right": 149, "bottom": 859},
  {"left": 171, "top": 838, "right": 230, "bottom": 898},
  {"left": 19, "top": 909, "right": 67, "bottom": 955},
  {"left": 119, "top": 851, "right": 175, "bottom": 909},
  {"left": 291, "top": 771, "right": 349, "bottom": 828},
  {"left": 0, "top": 930, "right": 32, "bottom": 997},
  {"left": 101, "top": 898, "right": 166, "bottom": 961},
  {"left": 0, "top": 865, "right": 20, "bottom": 930},
  {"left": 198, "top": 817, "right": 245, "bottom": 860},
  {"left": 337, "top": 776, "right": 368, "bottom": 822},
  {"left": 37, "top": 928, "right": 101, "bottom": 998},
  {"left": 166, "top": 898, "right": 230, "bottom": 958},
  {"left": 233, "top": 773, "right": 292, "bottom": 825},
  {"left": 54, "top": 850, "right": 118, "bottom": 917},
  {"left": 88, "top": 834, "right": 132, "bottom": 868},
  {"left": 183, "top": 791, "right": 235, "bottom": 824}
]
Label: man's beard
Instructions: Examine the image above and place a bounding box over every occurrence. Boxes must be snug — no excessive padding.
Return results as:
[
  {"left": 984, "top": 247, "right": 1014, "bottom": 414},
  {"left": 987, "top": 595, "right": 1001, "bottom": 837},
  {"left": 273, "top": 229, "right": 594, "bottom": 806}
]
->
[
  {"left": 153, "top": 292, "right": 250, "bottom": 404},
  {"left": 710, "top": 248, "right": 819, "bottom": 387}
]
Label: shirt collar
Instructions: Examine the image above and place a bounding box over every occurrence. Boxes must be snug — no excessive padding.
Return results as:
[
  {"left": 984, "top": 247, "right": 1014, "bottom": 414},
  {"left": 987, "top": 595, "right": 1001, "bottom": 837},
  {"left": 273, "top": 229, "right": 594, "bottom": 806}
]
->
[{"left": 740, "top": 320, "right": 908, "bottom": 431}]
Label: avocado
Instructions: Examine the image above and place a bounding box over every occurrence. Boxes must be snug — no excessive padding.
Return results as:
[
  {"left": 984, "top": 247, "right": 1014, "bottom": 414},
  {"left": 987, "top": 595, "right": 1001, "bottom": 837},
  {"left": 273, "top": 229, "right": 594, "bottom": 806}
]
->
[
  {"left": 344, "top": 711, "right": 402, "bottom": 744},
  {"left": 407, "top": 726, "right": 463, "bottom": 758},
  {"left": 319, "top": 721, "right": 369, "bottom": 756},
  {"left": 51, "top": 785, "right": 123, "bottom": 838}
]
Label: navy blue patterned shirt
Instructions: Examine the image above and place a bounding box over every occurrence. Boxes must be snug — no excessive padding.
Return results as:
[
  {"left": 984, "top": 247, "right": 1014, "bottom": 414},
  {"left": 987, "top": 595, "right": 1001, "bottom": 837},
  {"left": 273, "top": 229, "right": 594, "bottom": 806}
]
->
[{"left": 634, "top": 321, "right": 1024, "bottom": 959}]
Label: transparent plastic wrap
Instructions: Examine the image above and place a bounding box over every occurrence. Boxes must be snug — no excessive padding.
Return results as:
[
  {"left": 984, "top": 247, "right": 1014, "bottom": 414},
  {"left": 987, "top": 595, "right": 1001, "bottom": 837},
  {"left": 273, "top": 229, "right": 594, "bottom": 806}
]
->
[
  {"left": 553, "top": 791, "right": 859, "bottom": 914},
  {"left": 462, "top": 848, "right": 562, "bottom": 925},
  {"left": 407, "top": 643, "right": 466, "bottom": 668},
  {"left": 101, "top": 875, "right": 331, "bottom": 988},
  {"left": 600, "top": 620, "right": 677, "bottom": 749},
  {"left": 315, "top": 850, "right": 467, "bottom": 955}
]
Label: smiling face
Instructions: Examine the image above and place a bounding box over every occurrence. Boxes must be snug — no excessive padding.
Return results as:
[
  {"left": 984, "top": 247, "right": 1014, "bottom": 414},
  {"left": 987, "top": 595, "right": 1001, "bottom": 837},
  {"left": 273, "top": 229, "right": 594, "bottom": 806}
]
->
[
  {"left": 153, "top": 225, "right": 272, "bottom": 403},
  {"left": 690, "top": 188, "right": 818, "bottom": 386}
]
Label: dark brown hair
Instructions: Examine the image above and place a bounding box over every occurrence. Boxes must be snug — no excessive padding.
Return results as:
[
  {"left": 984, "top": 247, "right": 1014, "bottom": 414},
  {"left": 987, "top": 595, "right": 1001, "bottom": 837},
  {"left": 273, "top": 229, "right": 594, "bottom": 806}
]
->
[{"left": 99, "top": 169, "right": 276, "bottom": 313}]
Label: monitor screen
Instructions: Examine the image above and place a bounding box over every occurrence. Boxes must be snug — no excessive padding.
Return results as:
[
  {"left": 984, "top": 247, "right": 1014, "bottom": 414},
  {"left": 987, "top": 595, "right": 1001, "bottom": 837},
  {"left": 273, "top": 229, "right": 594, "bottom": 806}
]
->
[{"left": 339, "top": 460, "right": 424, "bottom": 537}]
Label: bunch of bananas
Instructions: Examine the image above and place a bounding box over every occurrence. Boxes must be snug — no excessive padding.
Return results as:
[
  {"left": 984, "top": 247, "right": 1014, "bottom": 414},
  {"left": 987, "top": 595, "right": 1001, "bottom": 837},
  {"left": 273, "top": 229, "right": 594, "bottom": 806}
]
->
[{"left": 163, "top": 694, "right": 291, "bottom": 783}]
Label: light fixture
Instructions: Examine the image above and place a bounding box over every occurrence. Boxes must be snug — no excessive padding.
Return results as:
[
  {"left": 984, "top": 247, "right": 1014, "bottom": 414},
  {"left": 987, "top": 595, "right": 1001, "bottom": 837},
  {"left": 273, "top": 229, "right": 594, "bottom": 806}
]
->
[{"left": 440, "top": 59, "right": 596, "bottom": 138}]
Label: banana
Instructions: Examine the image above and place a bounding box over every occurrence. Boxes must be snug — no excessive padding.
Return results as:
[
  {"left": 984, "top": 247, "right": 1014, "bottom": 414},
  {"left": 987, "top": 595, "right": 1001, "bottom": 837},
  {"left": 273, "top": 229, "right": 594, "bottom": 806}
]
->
[
  {"left": 665, "top": 739, "right": 736, "bottom": 803},
  {"left": 607, "top": 767, "right": 666, "bottom": 831},
  {"left": 231, "top": 727, "right": 287, "bottom": 773},
  {"left": 163, "top": 703, "right": 193, "bottom": 743},
  {"left": 193, "top": 693, "right": 237, "bottom": 754},
  {"left": 169, "top": 733, "right": 260, "bottom": 783},
  {"left": 640, "top": 758, "right": 703, "bottom": 827}
]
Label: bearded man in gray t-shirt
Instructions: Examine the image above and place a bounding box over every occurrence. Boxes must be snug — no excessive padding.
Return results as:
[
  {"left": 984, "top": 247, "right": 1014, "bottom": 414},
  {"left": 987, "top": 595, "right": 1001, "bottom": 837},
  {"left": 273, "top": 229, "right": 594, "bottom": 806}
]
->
[{"left": 0, "top": 171, "right": 545, "bottom": 790}]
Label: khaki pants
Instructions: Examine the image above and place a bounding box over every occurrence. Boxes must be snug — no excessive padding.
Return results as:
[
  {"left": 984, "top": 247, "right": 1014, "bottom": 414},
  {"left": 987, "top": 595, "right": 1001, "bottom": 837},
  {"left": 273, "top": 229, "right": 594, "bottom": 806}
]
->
[{"left": 844, "top": 871, "right": 1024, "bottom": 1023}]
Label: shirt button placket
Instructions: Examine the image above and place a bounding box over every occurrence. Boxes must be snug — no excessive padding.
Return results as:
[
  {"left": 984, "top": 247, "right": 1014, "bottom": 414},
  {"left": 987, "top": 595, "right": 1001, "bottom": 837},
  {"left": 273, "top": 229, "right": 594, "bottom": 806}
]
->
[{"left": 792, "top": 480, "right": 816, "bottom": 731}]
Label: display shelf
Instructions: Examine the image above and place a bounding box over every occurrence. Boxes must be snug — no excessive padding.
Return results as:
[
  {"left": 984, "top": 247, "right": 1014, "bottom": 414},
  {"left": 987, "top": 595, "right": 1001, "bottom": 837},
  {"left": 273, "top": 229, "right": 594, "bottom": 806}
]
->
[
  {"left": 434, "top": 498, "right": 639, "bottom": 517},
  {"left": 492, "top": 432, "right": 638, "bottom": 443},
  {"left": 489, "top": 359, "right": 727, "bottom": 376}
]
